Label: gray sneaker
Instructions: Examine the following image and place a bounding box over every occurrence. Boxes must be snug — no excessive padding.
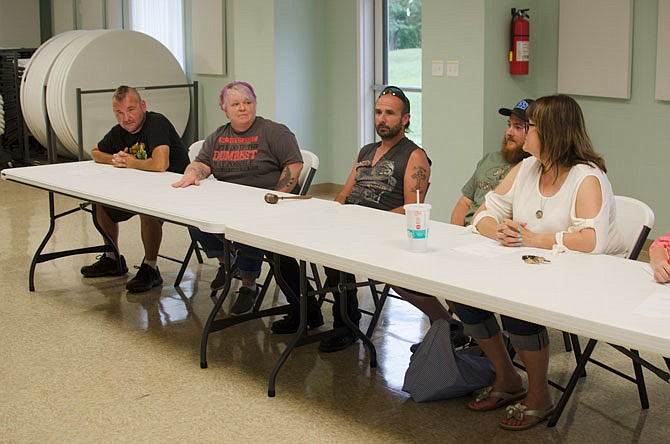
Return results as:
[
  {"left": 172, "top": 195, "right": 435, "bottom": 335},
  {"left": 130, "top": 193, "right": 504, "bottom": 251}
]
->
[{"left": 230, "top": 286, "right": 258, "bottom": 315}]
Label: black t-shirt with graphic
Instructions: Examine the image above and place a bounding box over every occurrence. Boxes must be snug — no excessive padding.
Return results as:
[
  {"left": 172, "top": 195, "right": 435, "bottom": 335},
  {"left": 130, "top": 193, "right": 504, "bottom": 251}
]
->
[{"left": 97, "top": 111, "right": 189, "bottom": 173}]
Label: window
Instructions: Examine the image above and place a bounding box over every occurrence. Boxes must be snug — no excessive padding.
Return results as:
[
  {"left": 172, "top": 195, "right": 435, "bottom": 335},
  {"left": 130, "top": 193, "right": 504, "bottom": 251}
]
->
[
  {"left": 375, "top": 0, "right": 422, "bottom": 145},
  {"left": 128, "top": 0, "right": 185, "bottom": 70}
]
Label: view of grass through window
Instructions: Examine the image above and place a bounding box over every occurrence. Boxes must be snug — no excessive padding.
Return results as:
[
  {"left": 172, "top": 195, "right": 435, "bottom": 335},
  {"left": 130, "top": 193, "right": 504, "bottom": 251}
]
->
[{"left": 386, "top": 0, "right": 422, "bottom": 146}]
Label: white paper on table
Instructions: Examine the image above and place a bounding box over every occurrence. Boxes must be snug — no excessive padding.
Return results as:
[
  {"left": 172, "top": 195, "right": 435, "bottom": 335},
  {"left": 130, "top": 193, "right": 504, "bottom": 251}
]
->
[
  {"left": 452, "top": 240, "right": 535, "bottom": 258},
  {"left": 632, "top": 292, "right": 670, "bottom": 318}
]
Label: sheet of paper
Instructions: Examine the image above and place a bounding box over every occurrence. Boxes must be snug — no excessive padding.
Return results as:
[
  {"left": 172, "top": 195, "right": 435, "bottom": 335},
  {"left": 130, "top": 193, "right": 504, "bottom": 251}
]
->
[
  {"left": 632, "top": 292, "right": 670, "bottom": 318},
  {"left": 452, "top": 240, "right": 535, "bottom": 258}
]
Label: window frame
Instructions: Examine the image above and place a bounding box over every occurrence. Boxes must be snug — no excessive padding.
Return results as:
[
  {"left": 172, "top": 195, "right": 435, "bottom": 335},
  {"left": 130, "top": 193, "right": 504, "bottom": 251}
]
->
[{"left": 361, "top": 0, "right": 422, "bottom": 145}]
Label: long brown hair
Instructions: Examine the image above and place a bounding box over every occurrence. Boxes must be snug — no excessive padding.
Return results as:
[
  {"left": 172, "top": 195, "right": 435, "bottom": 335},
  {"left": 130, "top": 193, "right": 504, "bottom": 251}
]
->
[{"left": 526, "top": 94, "right": 606, "bottom": 175}]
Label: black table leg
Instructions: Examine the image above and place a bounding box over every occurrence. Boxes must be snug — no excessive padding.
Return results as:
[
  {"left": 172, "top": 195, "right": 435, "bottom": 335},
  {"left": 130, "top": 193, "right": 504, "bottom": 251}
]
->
[
  {"left": 268, "top": 258, "right": 308, "bottom": 397},
  {"left": 200, "top": 238, "right": 233, "bottom": 369},
  {"left": 338, "top": 272, "right": 377, "bottom": 368},
  {"left": 548, "top": 338, "right": 597, "bottom": 427}
]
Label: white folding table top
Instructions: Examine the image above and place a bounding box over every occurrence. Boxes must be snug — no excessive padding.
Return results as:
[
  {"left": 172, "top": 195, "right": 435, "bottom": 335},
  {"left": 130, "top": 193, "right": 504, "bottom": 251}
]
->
[
  {"left": 225, "top": 204, "right": 670, "bottom": 356},
  {"left": 1, "top": 161, "right": 338, "bottom": 234}
]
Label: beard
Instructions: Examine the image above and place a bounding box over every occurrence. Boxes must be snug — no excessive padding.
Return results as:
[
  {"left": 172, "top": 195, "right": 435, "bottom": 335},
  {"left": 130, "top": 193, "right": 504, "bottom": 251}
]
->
[
  {"left": 376, "top": 121, "right": 404, "bottom": 140},
  {"left": 500, "top": 136, "right": 529, "bottom": 163}
]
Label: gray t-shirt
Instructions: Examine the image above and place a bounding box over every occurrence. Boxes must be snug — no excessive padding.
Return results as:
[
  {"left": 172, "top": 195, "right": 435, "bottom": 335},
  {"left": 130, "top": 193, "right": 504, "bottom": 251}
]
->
[
  {"left": 196, "top": 116, "right": 303, "bottom": 190},
  {"left": 461, "top": 151, "right": 515, "bottom": 225}
]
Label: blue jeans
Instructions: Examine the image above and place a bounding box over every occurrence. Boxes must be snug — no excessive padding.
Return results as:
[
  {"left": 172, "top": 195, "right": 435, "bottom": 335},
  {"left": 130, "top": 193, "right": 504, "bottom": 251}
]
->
[
  {"left": 453, "top": 302, "right": 549, "bottom": 352},
  {"left": 188, "top": 228, "right": 263, "bottom": 280}
]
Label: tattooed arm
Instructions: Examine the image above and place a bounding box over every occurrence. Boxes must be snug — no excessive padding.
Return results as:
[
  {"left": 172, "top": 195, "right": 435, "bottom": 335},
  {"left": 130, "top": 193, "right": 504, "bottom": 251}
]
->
[
  {"left": 274, "top": 162, "right": 303, "bottom": 193},
  {"left": 391, "top": 149, "right": 431, "bottom": 214},
  {"left": 171, "top": 161, "right": 212, "bottom": 188}
]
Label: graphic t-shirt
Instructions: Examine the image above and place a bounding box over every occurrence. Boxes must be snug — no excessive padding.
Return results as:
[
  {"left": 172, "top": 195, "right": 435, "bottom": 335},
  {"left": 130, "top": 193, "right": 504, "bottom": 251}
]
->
[
  {"left": 345, "top": 137, "right": 429, "bottom": 211},
  {"left": 97, "top": 111, "right": 189, "bottom": 173},
  {"left": 460, "top": 151, "right": 516, "bottom": 225},
  {"left": 196, "top": 116, "right": 303, "bottom": 190}
]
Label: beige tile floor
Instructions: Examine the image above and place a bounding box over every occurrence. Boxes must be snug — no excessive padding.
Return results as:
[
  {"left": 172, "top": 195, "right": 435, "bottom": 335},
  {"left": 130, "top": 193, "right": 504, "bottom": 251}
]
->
[{"left": 1, "top": 177, "right": 668, "bottom": 444}]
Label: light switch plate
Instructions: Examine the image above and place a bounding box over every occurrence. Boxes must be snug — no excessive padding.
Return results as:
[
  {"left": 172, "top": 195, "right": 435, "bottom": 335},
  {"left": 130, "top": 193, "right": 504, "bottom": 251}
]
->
[
  {"left": 431, "top": 60, "right": 444, "bottom": 76},
  {"left": 447, "top": 61, "right": 459, "bottom": 77}
]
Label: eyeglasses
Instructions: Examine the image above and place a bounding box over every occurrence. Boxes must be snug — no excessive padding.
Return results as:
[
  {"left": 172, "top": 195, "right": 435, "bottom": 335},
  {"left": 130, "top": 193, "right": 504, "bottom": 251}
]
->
[
  {"left": 379, "top": 86, "right": 410, "bottom": 110},
  {"left": 524, "top": 122, "right": 536, "bottom": 133}
]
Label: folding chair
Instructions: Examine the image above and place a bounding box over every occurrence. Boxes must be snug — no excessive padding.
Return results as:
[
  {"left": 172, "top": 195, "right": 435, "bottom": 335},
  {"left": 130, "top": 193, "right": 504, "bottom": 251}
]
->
[
  {"left": 169, "top": 147, "right": 319, "bottom": 288},
  {"left": 551, "top": 195, "right": 657, "bottom": 424},
  {"left": 177, "top": 150, "right": 320, "bottom": 314},
  {"left": 242, "top": 150, "right": 321, "bottom": 308},
  {"left": 157, "top": 140, "right": 209, "bottom": 286}
]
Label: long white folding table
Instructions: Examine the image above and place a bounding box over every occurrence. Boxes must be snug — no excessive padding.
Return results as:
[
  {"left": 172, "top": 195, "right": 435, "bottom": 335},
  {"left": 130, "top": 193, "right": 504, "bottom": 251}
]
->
[
  {"left": 225, "top": 203, "right": 670, "bottom": 426},
  {"left": 1, "top": 161, "right": 345, "bottom": 391}
]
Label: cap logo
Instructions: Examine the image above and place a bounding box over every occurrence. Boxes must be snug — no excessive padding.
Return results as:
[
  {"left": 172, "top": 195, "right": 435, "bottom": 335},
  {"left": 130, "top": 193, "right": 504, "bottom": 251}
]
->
[{"left": 515, "top": 100, "right": 529, "bottom": 110}]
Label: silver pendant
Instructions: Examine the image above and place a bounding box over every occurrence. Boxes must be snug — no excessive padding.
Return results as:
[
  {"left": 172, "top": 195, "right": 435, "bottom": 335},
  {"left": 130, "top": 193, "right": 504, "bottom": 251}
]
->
[{"left": 535, "top": 209, "right": 543, "bottom": 219}]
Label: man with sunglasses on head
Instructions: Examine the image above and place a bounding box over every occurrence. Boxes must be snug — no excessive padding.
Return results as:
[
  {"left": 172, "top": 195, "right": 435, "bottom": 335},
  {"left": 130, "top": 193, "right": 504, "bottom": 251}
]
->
[
  {"left": 318, "top": 86, "right": 432, "bottom": 352},
  {"left": 393, "top": 98, "right": 534, "bottom": 328}
]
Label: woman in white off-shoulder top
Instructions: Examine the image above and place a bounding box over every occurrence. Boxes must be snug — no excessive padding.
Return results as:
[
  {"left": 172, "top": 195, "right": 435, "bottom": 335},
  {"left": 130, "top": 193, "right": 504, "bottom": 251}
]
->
[{"left": 455, "top": 94, "right": 626, "bottom": 431}]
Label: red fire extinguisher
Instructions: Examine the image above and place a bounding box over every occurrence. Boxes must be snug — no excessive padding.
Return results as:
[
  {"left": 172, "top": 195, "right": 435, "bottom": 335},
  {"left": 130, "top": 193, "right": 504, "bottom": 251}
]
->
[{"left": 509, "top": 8, "right": 530, "bottom": 75}]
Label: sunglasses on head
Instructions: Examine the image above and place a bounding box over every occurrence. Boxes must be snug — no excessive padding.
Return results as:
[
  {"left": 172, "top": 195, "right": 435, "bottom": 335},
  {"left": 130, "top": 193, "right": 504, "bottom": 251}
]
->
[{"left": 379, "top": 86, "right": 410, "bottom": 109}]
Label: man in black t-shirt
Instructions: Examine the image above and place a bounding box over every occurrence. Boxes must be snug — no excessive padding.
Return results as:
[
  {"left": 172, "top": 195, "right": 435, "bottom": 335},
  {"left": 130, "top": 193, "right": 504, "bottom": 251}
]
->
[{"left": 80, "top": 85, "right": 189, "bottom": 293}]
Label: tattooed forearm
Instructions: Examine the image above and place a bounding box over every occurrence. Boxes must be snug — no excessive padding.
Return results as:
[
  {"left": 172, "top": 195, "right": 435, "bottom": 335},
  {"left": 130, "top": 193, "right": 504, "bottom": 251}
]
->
[
  {"left": 411, "top": 166, "right": 427, "bottom": 191},
  {"left": 275, "top": 166, "right": 296, "bottom": 191},
  {"left": 185, "top": 165, "right": 208, "bottom": 180}
]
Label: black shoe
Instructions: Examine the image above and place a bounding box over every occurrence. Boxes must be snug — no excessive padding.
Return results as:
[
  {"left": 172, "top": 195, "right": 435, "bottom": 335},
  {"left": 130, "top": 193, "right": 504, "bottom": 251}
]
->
[
  {"left": 270, "top": 312, "right": 325, "bottom": 334},
  {"left": 230, "top": 286, "right": 259, "bottom": 315},
  {"left": 81, "top": 255, "right": 128, "bottom": 277},
  {"left": 270, "top": 298, "right": 324, "bottom": 334},
  {"left": 125, "top": 263, "right": 163, "bottom": 293},
  {"left": 210, "top": 262, "right": 239, "bottom": 290},
  {"left": 319, "top": 331, "right": 358, "bottom": 353}
]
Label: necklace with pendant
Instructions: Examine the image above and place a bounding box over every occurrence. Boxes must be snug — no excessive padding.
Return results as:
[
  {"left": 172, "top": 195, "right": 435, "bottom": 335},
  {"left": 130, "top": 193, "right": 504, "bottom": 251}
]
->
[{"left": 536, "top": 196, "right": 547, "bottom": 219}]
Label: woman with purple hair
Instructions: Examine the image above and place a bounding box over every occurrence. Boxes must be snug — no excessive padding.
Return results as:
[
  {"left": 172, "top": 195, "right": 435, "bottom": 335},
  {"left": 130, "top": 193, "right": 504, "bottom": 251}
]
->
[{"left": 173, "top": 81, "right": 323, "bottom": 331}]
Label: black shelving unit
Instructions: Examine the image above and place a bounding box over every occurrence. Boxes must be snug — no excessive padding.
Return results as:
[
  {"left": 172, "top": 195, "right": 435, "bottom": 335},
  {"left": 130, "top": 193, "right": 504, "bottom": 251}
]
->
[{"left": 0, "top": 48, "right": 38, "bottom": 168}]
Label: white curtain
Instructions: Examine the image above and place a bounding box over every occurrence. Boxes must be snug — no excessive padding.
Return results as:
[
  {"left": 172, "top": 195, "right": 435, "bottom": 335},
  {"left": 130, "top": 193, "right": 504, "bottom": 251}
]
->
[{"left": 129, "top": 0, "right": 185, "bottom": 70}]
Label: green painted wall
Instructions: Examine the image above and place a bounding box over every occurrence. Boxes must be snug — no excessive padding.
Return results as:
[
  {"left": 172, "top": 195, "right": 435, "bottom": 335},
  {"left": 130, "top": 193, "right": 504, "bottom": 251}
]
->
[
  {"left": 525, "top": 0, "right": 669, "bottom": 237},
  {"left": 566, "top": 0, "right": 670, "bottom": 238},
  {"left": 35, "top": 0, "right": 670, "bottom": 236},
  {"left": 422, "top": 0, "right": 486, "bottom": 223},
  {"left": 186, "top": 0, "right": 277, "bottom": 140},
  {"left": 320, "top": 0, "right": 359, "bottom": 184},
  {"left": 274, "top": 0, "right": 327, "bottom": 165}
]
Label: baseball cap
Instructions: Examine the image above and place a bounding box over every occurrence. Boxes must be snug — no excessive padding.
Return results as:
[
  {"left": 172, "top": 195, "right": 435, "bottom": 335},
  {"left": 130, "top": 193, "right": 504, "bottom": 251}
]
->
[{"left": 498, "top": 98, "right": 534, "bottom": 122}]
